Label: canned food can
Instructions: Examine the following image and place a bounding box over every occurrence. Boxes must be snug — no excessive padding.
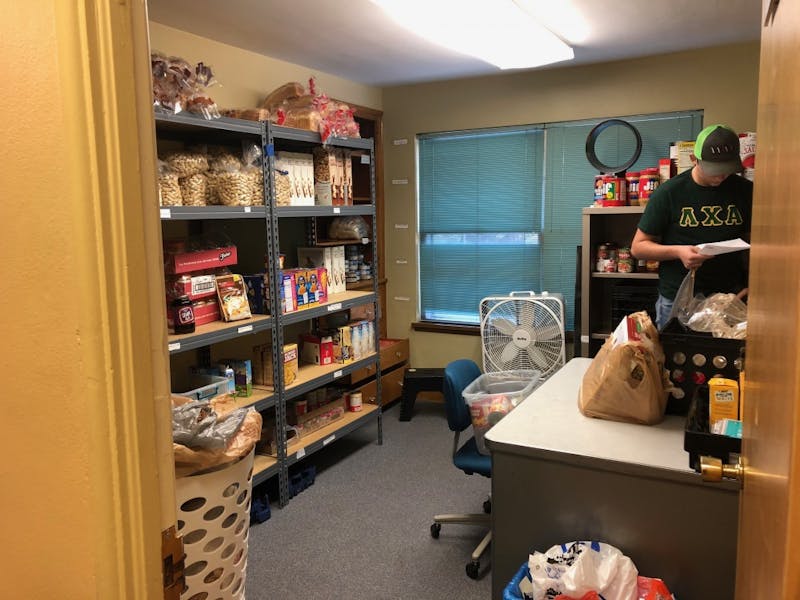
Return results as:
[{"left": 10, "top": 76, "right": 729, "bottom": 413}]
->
[
  {"left": 646, "top": 260, "right": 659, "bottom": 272},
  {"left": 618, "top": 247, "right": 632, "bottom": 260},
  {"left": 603, "top": 258, "right": 618, "bottom": 273},
  {"left": 348, "top": 392, "right": 363, "bottom": 412},
  {"left": 618, "top": 258, "right": 634, "bottom": 273}
]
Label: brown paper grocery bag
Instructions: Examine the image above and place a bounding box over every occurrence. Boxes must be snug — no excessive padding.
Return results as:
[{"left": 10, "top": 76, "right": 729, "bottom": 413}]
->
[{"left": 579, "top": 312, "right": 669, "bottom": 425}]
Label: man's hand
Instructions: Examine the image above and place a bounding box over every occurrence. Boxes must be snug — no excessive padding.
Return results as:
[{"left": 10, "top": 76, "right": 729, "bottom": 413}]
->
[{"left": 677, "top": 245, "right": 713, "bottom": 270}]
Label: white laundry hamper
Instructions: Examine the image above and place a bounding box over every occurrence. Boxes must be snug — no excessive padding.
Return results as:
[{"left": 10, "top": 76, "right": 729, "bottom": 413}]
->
[{"left": 175, "top": 448, "right": 254, "bottom": 600}]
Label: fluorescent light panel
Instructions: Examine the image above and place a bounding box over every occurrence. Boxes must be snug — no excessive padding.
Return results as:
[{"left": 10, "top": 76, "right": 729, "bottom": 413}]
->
[{"left": 371, "top": 0, "right": 574, "bottom": 70}]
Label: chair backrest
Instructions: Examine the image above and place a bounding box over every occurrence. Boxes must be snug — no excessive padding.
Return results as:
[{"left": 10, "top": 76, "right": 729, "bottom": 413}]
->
[{"left": 443, "top": 359, "right": 482, "bottom": 433}]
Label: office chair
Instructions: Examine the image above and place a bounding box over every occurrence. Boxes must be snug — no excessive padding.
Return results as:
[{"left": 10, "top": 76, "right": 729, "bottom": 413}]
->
[{"left": 430, "top": 359, "right": 492, "bottom": 579}]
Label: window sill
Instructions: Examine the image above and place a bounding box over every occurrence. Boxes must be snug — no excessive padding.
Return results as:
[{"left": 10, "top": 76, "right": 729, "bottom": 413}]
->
[{"left": 411, "top": 321, "right": 480, "bottom": 336}]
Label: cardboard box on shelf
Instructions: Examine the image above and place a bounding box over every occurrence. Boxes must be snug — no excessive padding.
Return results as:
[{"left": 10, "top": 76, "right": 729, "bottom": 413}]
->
[
  {"left": 675, "top": 141, "right": 695, "bottom": 174},
  {"left": 299, "top": 333, "right": 334, "bottom": 366},
  {"left": 243, "top": 273, "right": 269, "bottom": 314},
  {"left": 739, "top": 131, "right": 756, "bottom": 181},
  {"left": 167, "top": 273, "right": 217, "bottom": 301},
  {"left": 330, "top": 325, "right": 353, "bottom": 364},
  {"left": 258, "top": 419, "right": 302, "bottom": 457},
  {"left": 289, "top": 396, "right": 346, "bottom": 437},
  {"left": 164, "top": 244, "right": 237, "bottom": 275},
  {"left": 253, "top": 342, "right": 299, "bottom": 389},
  {"left": 218, "top": 358, "right": 252, "bottom": 397},
  {"left": 191, "top": 298, "right": 220, "bottom": 326}
]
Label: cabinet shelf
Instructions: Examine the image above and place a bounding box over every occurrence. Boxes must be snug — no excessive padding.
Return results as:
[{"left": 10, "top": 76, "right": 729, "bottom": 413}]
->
[
  {"left": 167, "top": 314, "right": 273, "bottom": 354},
  {"left": 230, "top": 385, "right": 277, "bottom": 412},
  {"left": 591, "top": 272, "right": 658, "bottom": 279},
  {"left": 283, "top": 403, "right": 380, "bottom": 467},
  {"left": 284, "top": 354, "right": 379, "bottom": 401},
  {"left": 582, "top": 205, "right": 646, "bottom": 215},
  {"left": 159, "top": 205, "right": 267, "bottom": 220},
  {"left": 314, "top": 238, "right": 370, "bottom": 246}
]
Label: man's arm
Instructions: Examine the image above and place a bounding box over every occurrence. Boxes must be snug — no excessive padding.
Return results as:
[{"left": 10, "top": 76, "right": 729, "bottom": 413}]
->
[{"left": 631, "top": 228, "right": 713, "bottom": 270}]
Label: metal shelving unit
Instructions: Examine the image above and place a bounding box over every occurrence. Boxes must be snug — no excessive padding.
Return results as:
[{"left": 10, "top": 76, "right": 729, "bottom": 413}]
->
[
  {"left": 155, "top": 111, "right": 382, "bottom": 509},
  {"left": 265, "top": 122, "right": 382, "bottom": 505}
]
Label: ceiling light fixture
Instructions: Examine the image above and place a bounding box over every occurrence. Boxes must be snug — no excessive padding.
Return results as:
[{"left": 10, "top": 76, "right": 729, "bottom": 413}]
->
[{"left": 370, "top": 0, "right": 574, "bottom": 70}]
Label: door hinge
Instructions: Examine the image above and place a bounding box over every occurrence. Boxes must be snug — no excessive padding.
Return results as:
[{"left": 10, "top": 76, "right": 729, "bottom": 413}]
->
[{"left": 162, "top": 525, "right": 185, "bottom": 600}]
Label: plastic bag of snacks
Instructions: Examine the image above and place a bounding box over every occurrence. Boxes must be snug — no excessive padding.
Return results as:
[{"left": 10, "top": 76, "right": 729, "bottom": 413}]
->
[
  {"left": 215, "top": 166, "right": 250, "bottom": 207},
  {"left": 178, "top": 173, "right": 208, "bottom": 207},
  {"left": 164, "top": 150, "right": 208, "bottom": 178},
  {"left": 274, "top": 168, "right": 291, "bottom": 206},
  {"left": 186, "top": 62, "right": 221, "bottom": 120},
  {"left": 242, "top": 142, "right": 265, "bottom": 206},
  {"left": 327, "top": 215, "right": 369, "bottom": 240},
  {"left": 157, "top": 160, "right": 183, "bottom": 207},
  {"left": 151, "top": 52, "right": 195, "bottom": 114}
]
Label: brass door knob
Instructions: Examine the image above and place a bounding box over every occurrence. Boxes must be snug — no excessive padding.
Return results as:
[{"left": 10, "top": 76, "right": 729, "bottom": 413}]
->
[{"left": 700, "top": 455, "right": 744, "bottom": 487}]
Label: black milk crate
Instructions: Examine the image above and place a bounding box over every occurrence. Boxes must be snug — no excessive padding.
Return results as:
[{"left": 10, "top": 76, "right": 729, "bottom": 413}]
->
[
  {"left": 684, "top": 384, "right": 742, "bottom": 472},
  {"left": 660, "top": 318, "right": 745, "bottom": 415},
  {"left": 610, "top": 281, "right": 658, "bottom": 326}
]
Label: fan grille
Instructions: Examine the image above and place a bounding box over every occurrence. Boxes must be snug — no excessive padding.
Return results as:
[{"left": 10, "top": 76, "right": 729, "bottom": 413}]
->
[{"left": 480, "top": 297, "right": 565, "bottom": 378}]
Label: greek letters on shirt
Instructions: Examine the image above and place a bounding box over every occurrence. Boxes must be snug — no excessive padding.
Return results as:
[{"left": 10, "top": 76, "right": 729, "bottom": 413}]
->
[{"left": 678, "top": 204, "right": 744, "bottom": 228}]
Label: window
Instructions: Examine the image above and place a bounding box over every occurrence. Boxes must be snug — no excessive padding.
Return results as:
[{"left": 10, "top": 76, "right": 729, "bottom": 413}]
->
[{"left": 417, "top": 111, "right": 703, "bottom": 330}]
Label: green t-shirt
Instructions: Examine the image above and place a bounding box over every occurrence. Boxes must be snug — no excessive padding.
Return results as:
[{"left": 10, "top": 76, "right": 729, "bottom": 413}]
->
[{"left": 637, "top": 169, "right": 753, "bottom": 300}]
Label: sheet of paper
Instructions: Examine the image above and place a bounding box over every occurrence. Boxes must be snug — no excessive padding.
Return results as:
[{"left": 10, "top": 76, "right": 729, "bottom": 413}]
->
[{"left": 696, "top": 238, "right": 750, "bottom": 256}]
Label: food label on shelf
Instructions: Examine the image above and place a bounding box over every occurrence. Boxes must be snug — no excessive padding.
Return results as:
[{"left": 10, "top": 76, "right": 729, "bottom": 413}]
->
[
  {"left": 360, "top": 154, "right": 370, "bottom": 164},
  {"left": 327, "top": 302, "right": 343, "bottom": 312},
  {"left": 168, "top": 342, "right": 181, "bottom": 352},
  {"left": 160, "top": 208, "right": 171, "bottom": 219},
  {"left": 244, "top": 206, "right": 251, "bottom": 213},
  {"left": 333, "top": 370, "right": 343, "bottom": 379},
  {"left": 237, "top": 324, "right": 253, "bottom": 334},
  {"left": 333, "top": 207, "right": 341, "bottom": 214},
  {"left": 323, "top": 435, "right": 336, "bottom": 446},
  {"left": 296, "top": 448, "right": 306, "bottom": 459}
]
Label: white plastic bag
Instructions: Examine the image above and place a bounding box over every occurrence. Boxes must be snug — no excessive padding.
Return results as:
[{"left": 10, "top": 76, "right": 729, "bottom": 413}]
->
[{"left": 526, "top": 541, "right": 638, "bottom": 600}]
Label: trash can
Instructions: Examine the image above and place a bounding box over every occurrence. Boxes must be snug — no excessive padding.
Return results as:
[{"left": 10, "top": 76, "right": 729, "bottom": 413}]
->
[{"left": 176, "top": 448, "right": 255, "bottom": 599}]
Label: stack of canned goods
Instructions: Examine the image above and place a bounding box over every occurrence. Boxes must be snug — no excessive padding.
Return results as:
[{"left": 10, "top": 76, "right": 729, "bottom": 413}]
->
[{"left": 596, "top": 243, "right": 659, "bottom": 273}]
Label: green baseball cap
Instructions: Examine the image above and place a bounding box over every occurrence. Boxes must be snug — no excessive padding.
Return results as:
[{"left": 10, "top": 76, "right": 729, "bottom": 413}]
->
[{"left": 694, "top": 124, "right": 743, "bottom": 176}]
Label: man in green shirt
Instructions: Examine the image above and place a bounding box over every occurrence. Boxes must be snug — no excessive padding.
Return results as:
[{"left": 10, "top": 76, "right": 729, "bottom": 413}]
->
[{"left": 632, "top": 124, "right": 753, "bottom": 329}]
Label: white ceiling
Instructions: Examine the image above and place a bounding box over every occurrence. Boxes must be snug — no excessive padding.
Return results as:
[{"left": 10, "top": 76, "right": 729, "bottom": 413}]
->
[{"left": 147, "top": 0, "right": 762, "bottom": 87}]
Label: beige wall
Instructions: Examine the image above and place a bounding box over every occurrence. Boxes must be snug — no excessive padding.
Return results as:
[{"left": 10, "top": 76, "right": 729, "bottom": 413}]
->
[
  {"left": 382, "top": 42, "right": 761, "bottom": 367},
  {"left": 148, "top": 21, "right": 383, "bottom": 110}
]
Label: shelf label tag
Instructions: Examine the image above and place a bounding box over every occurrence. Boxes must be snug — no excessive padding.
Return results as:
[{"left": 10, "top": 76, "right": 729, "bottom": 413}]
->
[
  {"left": 323, "top": 435, "right": 336, "bottom": 446},
  {"left": 361, "top": 237, "right": 369, "bottom": 244},
  {"left": 327, "top": 302, "right": 343, "bottom": 312},
  {"left": 296, "top": 448, "right": 306, "bottom": 459},
  {"left": 333, "top": 370, "right": 343, "bottom": 379},
  {"left": 160, "top": 208, "right": 171, "bottom": 219},
  {"left": 168, "top": 342, "right": 181, "bottom": 352},
  {"left": 580, "top": 335, "right": 590, "bottom": 344},
  {"left": 237, "top": 325, "right": 254, "bottom": 334},
  {"left": 333, "top": 207, "right": 341, "bottom": 214},
  {"left": 393, "top": 138, "right": 408, "bottom": 145},
  {"left": 360, "top": 154, "right": 370, "bottom": 164},
  {"left": 244, "top": 206, "right": 251, "bottom": 213},
  {"left": 391, "top": 179, "right": 408, "bottom": 185}
]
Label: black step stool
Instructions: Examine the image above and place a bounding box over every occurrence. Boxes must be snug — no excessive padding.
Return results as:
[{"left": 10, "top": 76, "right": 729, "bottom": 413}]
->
[{"left": 399, "top": 368, "right": 445, "bottom": 421}]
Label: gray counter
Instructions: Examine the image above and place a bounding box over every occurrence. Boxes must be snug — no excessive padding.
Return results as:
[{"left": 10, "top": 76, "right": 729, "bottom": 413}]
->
[{"left": 485, "top": 358, "right": 739, "bottom": 599}]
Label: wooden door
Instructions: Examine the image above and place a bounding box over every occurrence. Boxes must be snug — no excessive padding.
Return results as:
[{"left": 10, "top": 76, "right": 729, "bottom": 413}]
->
[{"left": 735, "top": 2, "right": 800, "bottom": 597}]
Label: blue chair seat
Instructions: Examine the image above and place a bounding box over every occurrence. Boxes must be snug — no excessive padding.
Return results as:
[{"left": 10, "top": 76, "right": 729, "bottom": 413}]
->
[{"left": 454, "top": 438, "right": 491, "bottom": 476}]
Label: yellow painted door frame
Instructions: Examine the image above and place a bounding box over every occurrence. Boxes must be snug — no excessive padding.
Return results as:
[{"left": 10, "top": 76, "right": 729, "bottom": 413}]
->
[{"left": 2, "top": 1, "right": 173, "bottom": 597}]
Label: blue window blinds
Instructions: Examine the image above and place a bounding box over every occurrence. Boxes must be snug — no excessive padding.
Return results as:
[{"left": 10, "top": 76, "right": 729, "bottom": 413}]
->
[
  {"left": 418, "top": 128, "right": 544, "bottom": 324},
  {"left": 417, "top": 111, "right": 703, "bottom": 328}
]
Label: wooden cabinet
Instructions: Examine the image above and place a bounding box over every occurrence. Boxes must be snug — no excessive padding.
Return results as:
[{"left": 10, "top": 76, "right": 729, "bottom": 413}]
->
[
  {"left": 352, "top": 338, "right": 409, "bottom": 405},
  {"left": 580, "top": 206, "right": 659, "bottom": 357}
]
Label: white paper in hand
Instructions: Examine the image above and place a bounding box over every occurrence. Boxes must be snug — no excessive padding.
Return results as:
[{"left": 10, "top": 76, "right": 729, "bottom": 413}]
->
[{"left": 696, "top": 238, "right": 750, "bottom": 256}]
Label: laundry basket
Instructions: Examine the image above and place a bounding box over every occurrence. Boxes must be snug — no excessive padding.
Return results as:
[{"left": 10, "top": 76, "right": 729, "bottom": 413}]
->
[{"left": 176, "top": 449, "right": 255, "bottom": 599}]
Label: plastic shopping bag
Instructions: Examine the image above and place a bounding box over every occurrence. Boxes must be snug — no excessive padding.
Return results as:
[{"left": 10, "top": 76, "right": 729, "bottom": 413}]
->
[{"left": 525, "top": 541, "right": 638, "bottom": 600}]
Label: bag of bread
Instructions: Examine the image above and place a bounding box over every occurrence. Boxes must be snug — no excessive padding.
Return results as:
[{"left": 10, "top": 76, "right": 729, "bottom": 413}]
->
[{"left": 579, "top": 311, "right": 669, "bottom": 425}]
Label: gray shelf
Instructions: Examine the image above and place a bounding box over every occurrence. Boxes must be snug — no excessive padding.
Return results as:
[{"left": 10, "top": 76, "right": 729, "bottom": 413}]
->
[
  {"left": 167, "top": 315, "right": 273, "bottom": 355},
  {"left": 282, "top": 354, "right": 379, "bottom": 401},
  {"left": 275, "top": 205, "right": 375, "bottom": 218},
  {"left": 270, "top": 124, "right": 373, "bottom": 150},
  {"left": 284, "top": 408, "right": 380, "bottom": 468},
  {"left": 279, "top": 292, "right": 377, "bottom": 326},
  {"left": 252, "top": 459, "right": 280, "bottom": 487},
  {"left": 154, "top": 111, "right": 262, "bottom": 135},
  {"left": 159, "top": 205, "right": 267, "bottom": 220}
]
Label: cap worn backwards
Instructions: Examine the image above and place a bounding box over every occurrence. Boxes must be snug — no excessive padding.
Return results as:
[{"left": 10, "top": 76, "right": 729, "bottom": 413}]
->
[{"left": 693, "top": 124, "right": 743, "bottom": 177}]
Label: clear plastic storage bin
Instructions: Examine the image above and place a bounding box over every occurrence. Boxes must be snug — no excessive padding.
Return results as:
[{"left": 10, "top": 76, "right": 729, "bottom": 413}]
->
[{"left": 463, "top": 369, "right": 541, "bottom": 454}]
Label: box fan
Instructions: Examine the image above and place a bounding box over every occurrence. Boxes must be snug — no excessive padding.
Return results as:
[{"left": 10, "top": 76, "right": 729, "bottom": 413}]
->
[{"left": 479, "top": 291, "right": 566, "bottom": 380}]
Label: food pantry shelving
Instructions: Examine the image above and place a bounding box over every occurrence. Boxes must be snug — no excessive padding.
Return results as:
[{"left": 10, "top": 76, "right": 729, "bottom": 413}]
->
[{"left": 157, "top": 111, "right": 381, "bottom": 505}]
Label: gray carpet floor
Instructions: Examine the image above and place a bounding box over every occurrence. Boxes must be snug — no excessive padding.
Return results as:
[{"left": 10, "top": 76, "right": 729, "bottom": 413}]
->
[{"left": 246, "top": 400, "right": 493, "bottom": 600}]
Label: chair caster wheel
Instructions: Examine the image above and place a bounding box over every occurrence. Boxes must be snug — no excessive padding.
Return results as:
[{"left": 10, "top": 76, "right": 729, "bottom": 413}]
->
[
  {"left": 466, "top": 560, "right": 480, "bottom": 579},
  {"left": 430, "top": 523, "right": 441, "bottom": 539},
  {"left": 483, "top": 499, "right": 492, "bottom": 514}
]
